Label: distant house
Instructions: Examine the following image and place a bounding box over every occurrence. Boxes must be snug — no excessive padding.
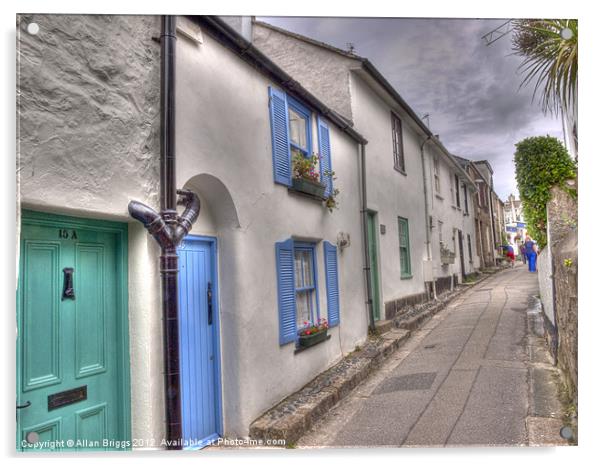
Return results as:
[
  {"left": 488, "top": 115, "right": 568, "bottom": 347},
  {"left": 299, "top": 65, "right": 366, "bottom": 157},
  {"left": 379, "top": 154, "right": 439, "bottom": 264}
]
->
[
  {"left": 504, "top": 194, "right": 527, "bottom": 247},
  {"left": 468, "top": 160, "right": 497, "bottom": 267},
  {"left": 253, "top": 19, "right": 480, "bottom": 308}
]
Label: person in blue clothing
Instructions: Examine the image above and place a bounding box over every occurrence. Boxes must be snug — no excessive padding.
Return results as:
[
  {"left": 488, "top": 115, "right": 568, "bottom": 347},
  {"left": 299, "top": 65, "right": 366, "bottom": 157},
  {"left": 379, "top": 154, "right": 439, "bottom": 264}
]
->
[{"left": 524, "top": 236, "right": 538, "bottom": 272}]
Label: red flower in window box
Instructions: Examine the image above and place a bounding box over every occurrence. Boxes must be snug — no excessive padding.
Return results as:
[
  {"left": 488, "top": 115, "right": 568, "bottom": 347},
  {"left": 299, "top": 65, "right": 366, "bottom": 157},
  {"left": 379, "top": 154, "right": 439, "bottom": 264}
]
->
[{"left": 298, "top": 318, "right": 329, "bottom": 348}]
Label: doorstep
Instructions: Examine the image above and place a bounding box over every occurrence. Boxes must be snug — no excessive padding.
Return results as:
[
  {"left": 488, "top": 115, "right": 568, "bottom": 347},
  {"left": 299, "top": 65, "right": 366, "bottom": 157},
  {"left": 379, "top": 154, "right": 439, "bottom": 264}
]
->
[{"left": 373, "top": 319, "right": 393, "bottom": 335}]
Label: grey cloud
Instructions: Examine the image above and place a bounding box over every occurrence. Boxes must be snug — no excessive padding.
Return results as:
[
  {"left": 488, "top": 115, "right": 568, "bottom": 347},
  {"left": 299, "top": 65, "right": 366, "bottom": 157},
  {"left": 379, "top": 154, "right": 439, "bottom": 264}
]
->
[{"left": 260, "top": 16, "right": 565, "bottom": 200}]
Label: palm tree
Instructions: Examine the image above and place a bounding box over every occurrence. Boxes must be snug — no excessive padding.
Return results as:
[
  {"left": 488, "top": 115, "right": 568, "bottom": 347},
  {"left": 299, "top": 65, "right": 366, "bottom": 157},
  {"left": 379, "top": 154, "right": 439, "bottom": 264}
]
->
[{"left": 511, "top": 19, "right": 578, "bottom": 117}]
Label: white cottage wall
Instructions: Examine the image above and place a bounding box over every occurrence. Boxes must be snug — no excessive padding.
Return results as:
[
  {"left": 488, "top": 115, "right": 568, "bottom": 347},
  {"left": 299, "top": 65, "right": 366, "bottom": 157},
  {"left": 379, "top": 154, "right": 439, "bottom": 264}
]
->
[
  {"left": 349, "top": 73, "right": 428, "bottom": 311},
  {"left": 427, "top": 146, "right": 479, "bottom": 281},
  {"left": 176, "top": 20, "right": 367, "bottom": 437}
]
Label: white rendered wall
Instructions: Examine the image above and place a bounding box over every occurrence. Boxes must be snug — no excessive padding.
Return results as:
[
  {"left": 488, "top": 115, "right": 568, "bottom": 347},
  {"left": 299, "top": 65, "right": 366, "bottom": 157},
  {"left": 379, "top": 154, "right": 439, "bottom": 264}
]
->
[
  {"left": 175, "top": 20, "right": 368, "bottom": 437},
  {"left": 349, "top": 73, "right": 429, "bottom": 311},
  {"left": 426, "top": 145, "right": 480, "bottom": 280},
  {"left": 17, "top": 14, "right": 164, "bottom": 447},
  {"left": 538, "top": 246, "right": 555, "bottom": 326}
]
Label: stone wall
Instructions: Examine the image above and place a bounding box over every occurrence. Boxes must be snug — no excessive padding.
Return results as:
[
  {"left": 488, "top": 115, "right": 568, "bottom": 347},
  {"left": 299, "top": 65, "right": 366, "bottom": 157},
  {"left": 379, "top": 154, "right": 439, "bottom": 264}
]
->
[
  {"left": 546, "top": 182, "right": 578, "bottom": 400},
  {"left": 17, "top": 14, "right": 160, "bottom": 218}
]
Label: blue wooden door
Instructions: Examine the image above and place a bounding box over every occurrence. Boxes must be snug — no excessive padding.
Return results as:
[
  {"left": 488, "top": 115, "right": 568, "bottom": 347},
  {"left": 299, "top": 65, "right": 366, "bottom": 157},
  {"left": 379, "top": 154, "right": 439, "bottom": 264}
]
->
[{"left": 178, "top": 237, "right": 221, "bottom": 448}]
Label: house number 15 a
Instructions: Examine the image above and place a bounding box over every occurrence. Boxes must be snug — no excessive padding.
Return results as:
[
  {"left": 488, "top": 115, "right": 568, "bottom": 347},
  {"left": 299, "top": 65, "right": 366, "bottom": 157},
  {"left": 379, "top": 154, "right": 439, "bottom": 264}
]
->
[{"left": 58, "top": 229, "right": 78, "bottom": 240}]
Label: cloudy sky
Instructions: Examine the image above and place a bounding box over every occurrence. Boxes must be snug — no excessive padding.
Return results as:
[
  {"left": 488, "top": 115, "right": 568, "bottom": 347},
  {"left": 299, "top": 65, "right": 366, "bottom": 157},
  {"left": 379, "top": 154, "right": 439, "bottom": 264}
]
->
[{"left": 259, "top": 16, "right": 566, "bottom": 201}]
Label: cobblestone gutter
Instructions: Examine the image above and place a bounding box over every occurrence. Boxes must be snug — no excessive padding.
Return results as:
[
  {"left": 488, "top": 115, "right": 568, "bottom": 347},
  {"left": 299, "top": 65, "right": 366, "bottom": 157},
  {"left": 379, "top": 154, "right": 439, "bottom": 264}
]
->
[{"left": 249, "top": 269, "right": 503, "bottom": 445}]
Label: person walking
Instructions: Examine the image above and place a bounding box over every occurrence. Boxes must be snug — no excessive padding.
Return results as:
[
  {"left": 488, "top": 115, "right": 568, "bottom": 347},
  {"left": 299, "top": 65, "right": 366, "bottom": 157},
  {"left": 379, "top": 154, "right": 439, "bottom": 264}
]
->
[
  {"left": 519, "top": 242, "right": 527, "bottom": 264},
  {"left": 506, "top": 244, "right": 515, "bottom": 267},
  {"left": 524, "top": 236, "right": 538, "bottom": 272}
]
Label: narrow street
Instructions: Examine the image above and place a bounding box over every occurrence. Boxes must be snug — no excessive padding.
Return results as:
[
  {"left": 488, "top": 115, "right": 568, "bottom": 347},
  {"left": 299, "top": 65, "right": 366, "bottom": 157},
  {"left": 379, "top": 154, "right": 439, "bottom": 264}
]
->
[{"left": 298, "top": 264, "right": 566, "bottom": 447}]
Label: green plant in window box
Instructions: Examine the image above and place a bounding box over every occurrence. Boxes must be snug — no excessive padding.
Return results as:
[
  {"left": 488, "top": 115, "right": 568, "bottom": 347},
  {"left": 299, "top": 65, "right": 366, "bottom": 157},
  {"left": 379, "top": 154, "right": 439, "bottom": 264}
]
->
[
  {"left": 292, "top": 152, "right": 325, "bottom": 196},
  {"left": 291, "top": 153, "right": 340, "bottom": 212},
  {"left": 298, "top": 318, "right": 329, "bottom": 348},
  {"left": 440, "top": 244, "right": 456, "bottom": 265},
  {"left": 323, "top": 168, "right": 340, "bottom": 213}
]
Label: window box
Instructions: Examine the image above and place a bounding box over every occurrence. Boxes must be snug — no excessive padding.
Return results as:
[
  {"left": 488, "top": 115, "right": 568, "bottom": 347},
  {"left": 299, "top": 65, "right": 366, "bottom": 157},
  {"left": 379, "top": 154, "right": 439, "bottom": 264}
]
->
[
  {"left": 440, "top": 244, "right": 456, "bottom": 265},
  {"left": 298, "top": 328, "right": 328, "bottom": 348},
  {"left": 292, "top": 177, "right": 326, "bottom": 198}
]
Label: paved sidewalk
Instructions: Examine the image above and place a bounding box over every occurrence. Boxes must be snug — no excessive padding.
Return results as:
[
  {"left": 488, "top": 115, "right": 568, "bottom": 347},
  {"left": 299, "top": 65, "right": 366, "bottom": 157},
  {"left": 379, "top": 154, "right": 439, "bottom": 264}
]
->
[{"left": 297, "top": 263, "right": 569, "bottom": 447}]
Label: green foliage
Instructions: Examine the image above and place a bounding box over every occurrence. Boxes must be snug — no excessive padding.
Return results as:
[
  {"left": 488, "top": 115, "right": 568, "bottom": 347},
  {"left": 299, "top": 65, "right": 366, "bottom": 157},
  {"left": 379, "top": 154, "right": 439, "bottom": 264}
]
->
[
  {"left": 512, "top": 19, "right": 578, "bottom": 116},
  {"left": 292, "top": 152, "right": 320, "bottom": 182},
  {"left": 292, "top": 153, "right": 340, "bottom": 213},
  {"left": 514, "top": 136, "right": 576, "bottom": 248}
]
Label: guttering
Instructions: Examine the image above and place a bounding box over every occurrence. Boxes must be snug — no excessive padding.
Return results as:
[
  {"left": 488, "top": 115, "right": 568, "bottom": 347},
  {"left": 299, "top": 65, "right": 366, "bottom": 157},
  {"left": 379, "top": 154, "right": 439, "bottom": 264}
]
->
[
  {"left": 193, "top": 16, "right": 367, "bottom": 146},
  {"left": 128, "top": 16, "right": 200, "bottom": 450},
  {"left": 359, "top": 143, "right": 375, "bottom": 332}
]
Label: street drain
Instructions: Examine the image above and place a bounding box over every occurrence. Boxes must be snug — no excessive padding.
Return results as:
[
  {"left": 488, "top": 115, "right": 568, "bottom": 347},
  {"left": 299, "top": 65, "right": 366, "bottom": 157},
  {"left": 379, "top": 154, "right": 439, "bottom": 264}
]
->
[
  {"left": 423, "top": 344, "right": 437, "bottom": 349},
  {"left": 510, "top": 307, "right": 526, "bottom": 312},
  {"left": 374, "top": 372, "right": 437, "bottom": 395}
]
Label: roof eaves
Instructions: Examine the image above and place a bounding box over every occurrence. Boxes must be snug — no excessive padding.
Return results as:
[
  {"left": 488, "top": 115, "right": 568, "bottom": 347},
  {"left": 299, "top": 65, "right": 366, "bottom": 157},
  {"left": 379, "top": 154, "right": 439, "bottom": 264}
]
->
[{"left": 194, "top": 16, "right": 367, "bottom": 145}]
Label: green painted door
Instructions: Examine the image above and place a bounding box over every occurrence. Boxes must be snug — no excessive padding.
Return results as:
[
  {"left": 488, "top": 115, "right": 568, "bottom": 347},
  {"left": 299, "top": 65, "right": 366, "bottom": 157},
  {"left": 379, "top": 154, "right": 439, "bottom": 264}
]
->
[
  {"left": 17, "top": 211, "right": 130, "bottom": 451},
  {"left": 367, "top": 212, "right": 381, "bottom": 321}
]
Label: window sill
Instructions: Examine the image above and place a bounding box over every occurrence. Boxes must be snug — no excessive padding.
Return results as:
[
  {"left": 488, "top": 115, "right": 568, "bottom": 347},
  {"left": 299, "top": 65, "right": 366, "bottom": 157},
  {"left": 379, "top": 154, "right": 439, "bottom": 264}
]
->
[
  {"left": 394, "top": 166, "right": 407, "bottom": 176},
  {"left": 435, "top": 194, "right": 444, "bottom": 201},
  {"left": 400, "top": 274, "right": 413, "bottom": 280},
  {"left": 294, "top": 335, "right": 331, "bottom": 354}
]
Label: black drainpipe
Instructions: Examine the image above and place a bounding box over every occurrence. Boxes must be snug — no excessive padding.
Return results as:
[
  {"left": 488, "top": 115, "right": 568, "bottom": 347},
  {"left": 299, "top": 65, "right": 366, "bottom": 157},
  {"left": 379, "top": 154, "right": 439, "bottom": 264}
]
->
[
  {"left": 128, "top": 15, "right": 200, "bottom": 450},
  {"left": 359, "top": 143, "right": 375, "bottom": 332}
]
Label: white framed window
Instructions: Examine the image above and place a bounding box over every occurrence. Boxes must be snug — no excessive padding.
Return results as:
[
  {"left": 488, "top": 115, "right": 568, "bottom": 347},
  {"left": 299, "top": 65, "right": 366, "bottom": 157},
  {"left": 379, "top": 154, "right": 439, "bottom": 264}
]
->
[
  {"left": 391, "top": 112, "right": 405, "bottom": 173},
  {"left": 293, "top": 243, "right": 318, "bottom": 328}
]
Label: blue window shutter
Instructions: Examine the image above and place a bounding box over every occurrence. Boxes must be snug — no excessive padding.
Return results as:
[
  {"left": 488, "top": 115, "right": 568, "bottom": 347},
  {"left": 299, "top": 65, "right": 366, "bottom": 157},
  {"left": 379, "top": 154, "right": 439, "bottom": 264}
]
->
[
  {"left": 269, "top": 87, "right": 291, "bottom": 186},
  {"left": 318, "top": 116, "right": 333, "bottom": 197},
  {"left": 323, "top": 241, "right": 340, "bottom": 327},
  {"left": 275, "top": 238, "right": 296, "bottom": 344}
]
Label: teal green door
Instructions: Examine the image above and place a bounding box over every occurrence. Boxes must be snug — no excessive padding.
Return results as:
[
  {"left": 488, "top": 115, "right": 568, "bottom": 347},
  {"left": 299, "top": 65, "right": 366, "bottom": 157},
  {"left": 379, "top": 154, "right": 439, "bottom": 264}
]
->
[
  {"left": 367, "top": 212, "right": 381, "bottom": 321},
  {"left": 17, "top": 211, "right": 130, "bottom": 451}
]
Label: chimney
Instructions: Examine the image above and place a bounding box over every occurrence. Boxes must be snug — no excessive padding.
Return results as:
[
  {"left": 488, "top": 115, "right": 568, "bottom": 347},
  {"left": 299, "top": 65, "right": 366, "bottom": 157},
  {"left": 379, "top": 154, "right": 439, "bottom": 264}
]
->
[{"left": 218, "top": 16, "right": 253, "bottom": 42}]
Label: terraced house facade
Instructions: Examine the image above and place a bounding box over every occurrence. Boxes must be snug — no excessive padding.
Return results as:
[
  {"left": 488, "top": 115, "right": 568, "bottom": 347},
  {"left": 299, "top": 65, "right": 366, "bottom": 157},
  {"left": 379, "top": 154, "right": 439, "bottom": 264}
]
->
[
  {"left": 253, "top": 20, "right": 480, "bottom": 316},
  {"left": 16, "top": 14, "right": 501, "bottom": 450}
]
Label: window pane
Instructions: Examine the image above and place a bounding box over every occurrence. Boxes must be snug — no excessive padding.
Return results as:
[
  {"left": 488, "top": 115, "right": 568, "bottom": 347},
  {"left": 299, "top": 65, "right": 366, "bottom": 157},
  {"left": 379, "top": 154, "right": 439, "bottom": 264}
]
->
[
  {"left": 294, "top": 249, "right": 314, "bottom": 287},
  {"left": 294, "top": 251, "right": 304, "bottom": 288},
  {"left": 401, "top": 248, "right": 409, "bottom": 274},
  {"left": 302, "top": 250, "right": 313, "bottom": 286},
  {"left": 289, "top": 107, "right": 307, "bottom": 149},
  {"left": 296, "top": 290, "right": 312, "bottom": 327}
]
